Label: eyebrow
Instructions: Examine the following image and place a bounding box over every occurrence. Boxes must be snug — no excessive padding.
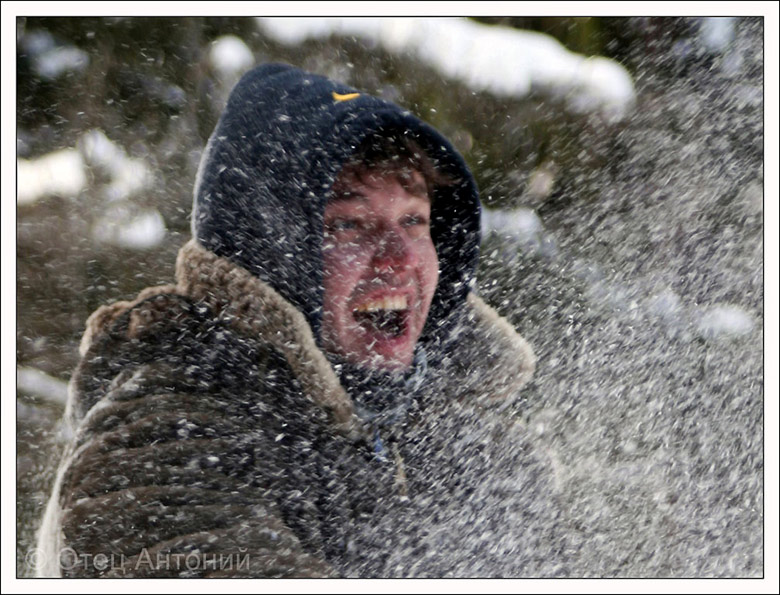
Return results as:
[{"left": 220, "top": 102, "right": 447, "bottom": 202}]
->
[
  {"left": 328, "top": 190, "right": 368, "bottom": 203},
  {"left": 328, "top": 185, "right": 431, "bottom": 204}
]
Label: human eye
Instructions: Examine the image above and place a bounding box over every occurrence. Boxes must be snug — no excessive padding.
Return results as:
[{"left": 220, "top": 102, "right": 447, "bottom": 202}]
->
[
  {"left": 327, "top": 218, "right": 360, "bottom": 232},
  {"left": 401, "top": 213, "right": 429, "bottom": 228}
]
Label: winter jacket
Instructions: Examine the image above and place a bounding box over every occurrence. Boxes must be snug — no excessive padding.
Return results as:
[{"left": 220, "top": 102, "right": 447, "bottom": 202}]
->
[
  {"left": 37, "top": 64, "right": 563, "bottom": 577},
  {"left": 38, "top": 239, "right": 565, "bottom": 578}
]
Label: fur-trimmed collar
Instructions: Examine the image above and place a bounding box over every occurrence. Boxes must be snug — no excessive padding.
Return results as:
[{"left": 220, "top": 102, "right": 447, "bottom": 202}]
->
[{"left": 78, "top": 239, "right": 536, "bottom": 436}]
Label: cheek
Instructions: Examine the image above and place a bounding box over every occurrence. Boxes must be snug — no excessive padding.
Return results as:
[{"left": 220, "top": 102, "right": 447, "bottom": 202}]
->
[
  {"left": 323, "top": 249, "right": 364, "bottom": 312},
  {"left": 323, "top": 240, "right": 369, "bottom": 272}
]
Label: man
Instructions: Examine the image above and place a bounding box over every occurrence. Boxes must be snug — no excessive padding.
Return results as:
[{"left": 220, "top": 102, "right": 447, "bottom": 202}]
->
[{"left": 38, "top": 64, "right": 560, "bottom": 577}]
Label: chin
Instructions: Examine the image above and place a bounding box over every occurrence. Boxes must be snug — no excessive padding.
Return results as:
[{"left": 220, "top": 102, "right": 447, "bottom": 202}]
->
[
  {"left": 339, "top": 345, "right": 412, "bottom": 373},
  {"left": 372, "top": 357, "right": 412, "bottom": 373},
  {"left": 364, "top": 346, "right": 416, "bottom": 372}
]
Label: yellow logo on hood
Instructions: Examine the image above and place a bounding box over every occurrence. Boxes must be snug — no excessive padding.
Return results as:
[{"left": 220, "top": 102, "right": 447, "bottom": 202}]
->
[{"left": 332, "top": 91, "right": 361, "bottom": 102}]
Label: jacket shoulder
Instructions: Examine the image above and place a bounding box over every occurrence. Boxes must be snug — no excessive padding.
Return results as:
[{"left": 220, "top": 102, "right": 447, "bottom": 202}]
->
[
  {"left": 53, "top": 288, "right": 338, "bottom": 577},
  {"left": 68, "top": 286, "right": 282, "bottom": 425},
  {"left": 434, "top": 292, "right": 536, "bottom": 409},
  {"left": 78, "top": 284, "right": 179, "bottom": 356}
]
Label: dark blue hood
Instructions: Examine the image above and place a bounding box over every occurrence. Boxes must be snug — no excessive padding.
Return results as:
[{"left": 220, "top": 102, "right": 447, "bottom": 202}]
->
[{"left": 192, "top": 63, "right": 481, "bottom": 347}]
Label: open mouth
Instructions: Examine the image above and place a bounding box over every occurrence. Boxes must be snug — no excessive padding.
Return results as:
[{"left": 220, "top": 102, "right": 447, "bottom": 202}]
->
[{"left": 353, "top": 296, "right": 410, "bottom": 337}]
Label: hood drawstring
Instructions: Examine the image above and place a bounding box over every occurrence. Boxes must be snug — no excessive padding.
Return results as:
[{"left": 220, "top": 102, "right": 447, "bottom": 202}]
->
[{"left": 370, "top": 430, "right": 409, "bottom": 499}]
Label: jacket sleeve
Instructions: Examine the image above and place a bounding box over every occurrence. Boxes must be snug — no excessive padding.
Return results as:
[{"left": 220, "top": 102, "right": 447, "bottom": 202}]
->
[{"left": 55, "top": 357, "right": 338, "bottom": 578}]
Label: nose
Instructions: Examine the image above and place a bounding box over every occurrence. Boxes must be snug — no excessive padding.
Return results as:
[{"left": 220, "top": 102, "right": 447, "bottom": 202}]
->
[{"left": 371, "top": 224, "right": 417, "bottom": 272}]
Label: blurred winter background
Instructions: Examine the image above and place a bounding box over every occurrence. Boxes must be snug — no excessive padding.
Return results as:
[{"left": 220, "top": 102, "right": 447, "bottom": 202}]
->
[{"left": 15, "top": 17, "right": 765, "bottom": 577}]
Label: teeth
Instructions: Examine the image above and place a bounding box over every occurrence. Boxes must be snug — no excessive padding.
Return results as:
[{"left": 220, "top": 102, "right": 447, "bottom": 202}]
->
[{"left": 354, "top": 295, "right": 408, "bottom": 313}]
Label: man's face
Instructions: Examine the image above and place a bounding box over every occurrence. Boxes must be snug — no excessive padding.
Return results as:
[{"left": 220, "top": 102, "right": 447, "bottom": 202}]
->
[{"left": 321, "top": 165, "right": 439, "bottom": 372}]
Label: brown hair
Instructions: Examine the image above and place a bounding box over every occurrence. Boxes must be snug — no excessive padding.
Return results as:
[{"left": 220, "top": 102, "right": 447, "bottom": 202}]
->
[{"left": 340, "top": 133, "right": 456, "bottom": 201}]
